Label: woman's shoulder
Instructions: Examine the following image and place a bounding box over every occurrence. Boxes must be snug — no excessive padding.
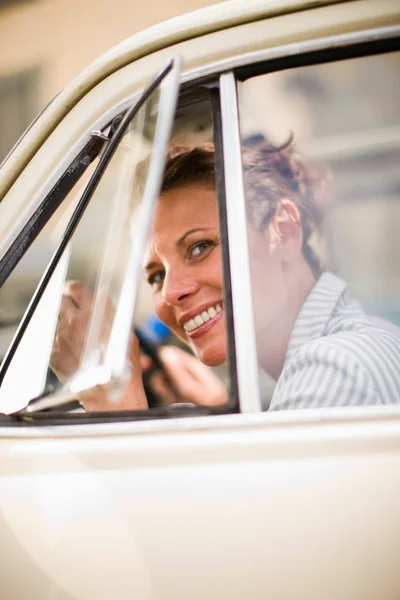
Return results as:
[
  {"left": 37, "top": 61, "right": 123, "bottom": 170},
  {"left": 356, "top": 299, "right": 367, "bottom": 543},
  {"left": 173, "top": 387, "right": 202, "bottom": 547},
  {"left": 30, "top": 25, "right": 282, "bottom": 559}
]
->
[
  {"left": 271, "top": 325, "right": 400, "bottom": 410},
  {"left": 271, "top": 271, "right": 400, "bottom": 410}
]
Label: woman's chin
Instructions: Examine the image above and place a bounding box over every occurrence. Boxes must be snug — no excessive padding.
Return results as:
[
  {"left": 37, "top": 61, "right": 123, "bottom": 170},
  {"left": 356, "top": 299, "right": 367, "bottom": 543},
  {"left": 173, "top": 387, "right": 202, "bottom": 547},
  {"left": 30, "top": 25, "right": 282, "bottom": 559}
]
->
[{"left": 193, "top": 340, "right": 227, "bottom": 367}]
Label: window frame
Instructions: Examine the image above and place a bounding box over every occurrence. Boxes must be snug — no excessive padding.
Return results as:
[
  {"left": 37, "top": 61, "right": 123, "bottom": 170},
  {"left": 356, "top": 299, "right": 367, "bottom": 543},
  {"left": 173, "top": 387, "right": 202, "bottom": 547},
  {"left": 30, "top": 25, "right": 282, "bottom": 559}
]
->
[
  {"left": 1, "top": 24, "right": 399, "bottom": 427},
  {"left": 0, "top": 135, "right": 105, "bottom": 287},
  {"left": 8, "top": 82, "right": 241, "bottom": 423},
  {"left": 218, "top": 72, "right": 261, "bottom": 414}
]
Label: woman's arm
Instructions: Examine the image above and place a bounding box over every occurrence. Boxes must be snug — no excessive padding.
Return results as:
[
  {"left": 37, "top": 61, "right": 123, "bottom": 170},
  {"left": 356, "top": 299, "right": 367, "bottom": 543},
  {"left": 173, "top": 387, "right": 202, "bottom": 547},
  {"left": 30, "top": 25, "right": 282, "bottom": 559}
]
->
[{"left": 270, "top": 338, "right": 379, "bottom": 410}]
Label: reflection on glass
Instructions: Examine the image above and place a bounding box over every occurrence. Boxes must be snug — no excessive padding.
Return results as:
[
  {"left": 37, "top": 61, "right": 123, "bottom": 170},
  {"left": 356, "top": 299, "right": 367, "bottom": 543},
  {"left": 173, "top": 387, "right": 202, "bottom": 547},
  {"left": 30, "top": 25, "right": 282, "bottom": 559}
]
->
[
  {"left": 0, "top": 89, "right": 161, "bottom": 412},
  {"left": 52, "top": 90, "right": 162, "bottom": 408},
  {"left": 239, "top": 50, "right": 400, "bottom": 410},
  {"left": 71, "top": 98, "right": 230, "bottom": 412},
  {"left": 52, "top": 98, "right": 230, "bottom": 413},
  {"left": 0, "top": 160, "right": 99, "bottom": 414},
  {"left": 134, "top": 137, "right": 229, "bottom": 410}
]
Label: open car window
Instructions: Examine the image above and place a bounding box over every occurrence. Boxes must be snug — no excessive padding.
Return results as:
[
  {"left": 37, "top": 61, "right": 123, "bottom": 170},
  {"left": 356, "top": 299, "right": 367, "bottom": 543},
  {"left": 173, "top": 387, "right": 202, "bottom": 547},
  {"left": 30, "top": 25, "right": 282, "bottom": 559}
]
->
[
  {"left": 238, "top": 47, "right": 400, "bottom": 410},
  {"left": 0, "top": 60, "right": 181, "bottom": 415}
]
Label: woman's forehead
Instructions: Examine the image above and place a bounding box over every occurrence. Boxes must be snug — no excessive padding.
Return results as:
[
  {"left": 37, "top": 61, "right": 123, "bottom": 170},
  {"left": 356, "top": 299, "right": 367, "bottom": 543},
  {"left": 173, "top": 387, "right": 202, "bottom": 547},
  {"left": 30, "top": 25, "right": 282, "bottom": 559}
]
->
[
  {"left": 144, "top": 186, "right": 219, "bottom": 262},
  {"left": 155, "top": 185, "right": 218, "bottom": 228}
]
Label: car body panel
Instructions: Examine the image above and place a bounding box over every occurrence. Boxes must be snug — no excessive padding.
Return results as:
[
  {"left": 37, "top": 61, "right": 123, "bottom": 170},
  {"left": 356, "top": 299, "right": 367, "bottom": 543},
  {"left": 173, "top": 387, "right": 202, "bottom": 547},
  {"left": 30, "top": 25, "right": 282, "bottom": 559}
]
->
[{"left": 1, "top": 409, "right": 400, "bottom": 598}]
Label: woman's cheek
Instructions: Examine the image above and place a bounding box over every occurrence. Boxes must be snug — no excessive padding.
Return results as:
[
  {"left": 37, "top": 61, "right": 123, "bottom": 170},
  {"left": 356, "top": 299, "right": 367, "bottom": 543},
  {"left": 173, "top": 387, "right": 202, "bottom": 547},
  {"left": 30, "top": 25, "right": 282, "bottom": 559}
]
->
[{"left": 153, "top": 298, "right": 182, "bottom": 340}]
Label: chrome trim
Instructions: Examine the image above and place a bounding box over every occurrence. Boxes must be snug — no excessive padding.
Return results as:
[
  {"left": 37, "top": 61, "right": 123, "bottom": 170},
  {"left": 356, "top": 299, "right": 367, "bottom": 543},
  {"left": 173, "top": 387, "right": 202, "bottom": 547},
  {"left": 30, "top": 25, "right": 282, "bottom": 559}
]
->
[
  {"left": 180, "top": 24, "right": 400, "bottom": 85},
  {"left": 219, "top": 72, "right": 261, "bottom": 414},
  {"left": 3, "top": 404, "right": 400, "bottom": 439},
  {"left": 90, "top": 129, "right": 110, "bottom": 142}
]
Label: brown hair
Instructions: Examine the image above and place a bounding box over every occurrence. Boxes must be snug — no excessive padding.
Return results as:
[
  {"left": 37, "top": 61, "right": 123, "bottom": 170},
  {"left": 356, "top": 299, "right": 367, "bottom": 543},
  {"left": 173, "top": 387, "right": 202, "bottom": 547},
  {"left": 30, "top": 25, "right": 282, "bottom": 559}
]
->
[{"left": 161, "top": 139, "right": 330, "bottom": 275}]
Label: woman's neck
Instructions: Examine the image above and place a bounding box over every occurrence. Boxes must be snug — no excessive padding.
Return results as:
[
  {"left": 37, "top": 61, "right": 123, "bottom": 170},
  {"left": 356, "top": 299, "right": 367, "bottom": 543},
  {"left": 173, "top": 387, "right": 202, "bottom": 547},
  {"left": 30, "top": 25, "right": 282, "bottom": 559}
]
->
[{"left": 257, "top": 262, "right": 316, "bottom": 380}]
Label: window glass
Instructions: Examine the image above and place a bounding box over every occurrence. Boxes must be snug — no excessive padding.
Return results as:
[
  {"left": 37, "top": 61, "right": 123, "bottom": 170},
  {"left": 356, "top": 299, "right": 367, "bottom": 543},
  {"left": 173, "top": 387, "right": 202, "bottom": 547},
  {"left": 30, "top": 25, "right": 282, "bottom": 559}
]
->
[
  {"left": 49, "top": 96, "right": 231, "bottom": 415},
  {"left": 1, "top": 64, "right": 235, "bottom": 417},
  {"left": 131, "top": 98, "right": 230, "bottom": 412},
  {"left": 238, "top": 50, "right": 400, "bottom": 410},
  {"left": 0, "top": 153, "right": 100, "bottom": 407},
  {"left": 0, "top": 88, "right": 162, "bottom": 413},
  {"left": 1, "top": 88, "right": 234, "bottom": 416}
]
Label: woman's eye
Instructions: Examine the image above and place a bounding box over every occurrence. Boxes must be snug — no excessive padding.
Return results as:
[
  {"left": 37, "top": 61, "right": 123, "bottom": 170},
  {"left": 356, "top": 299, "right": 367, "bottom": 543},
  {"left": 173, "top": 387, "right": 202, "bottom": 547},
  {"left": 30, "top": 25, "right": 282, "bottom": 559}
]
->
[
  {"left": 189, "top": 240, "right": 213, "bottom": 259},
  {"left": 148, "top": 271, "right": 165, "bottom": 287}
]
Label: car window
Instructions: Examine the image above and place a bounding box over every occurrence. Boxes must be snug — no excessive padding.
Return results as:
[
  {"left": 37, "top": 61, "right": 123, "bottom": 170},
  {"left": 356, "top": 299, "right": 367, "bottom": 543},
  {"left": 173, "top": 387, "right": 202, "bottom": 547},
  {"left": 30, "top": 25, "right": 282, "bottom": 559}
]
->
[
  {"left": 0, "top": 80, "right": 240, "bottom": 421},
  {"left": 0, "top": 61, "right": 182, "bottom": 415},
  {"left": 129, "top": 94, "right": 233, "bottom": 415},
  {"left": 0, "top": 143, "right": 103, "bottom": 400},
  {"left": 238, "top": 49, "right": 400, "bottom": 410}
]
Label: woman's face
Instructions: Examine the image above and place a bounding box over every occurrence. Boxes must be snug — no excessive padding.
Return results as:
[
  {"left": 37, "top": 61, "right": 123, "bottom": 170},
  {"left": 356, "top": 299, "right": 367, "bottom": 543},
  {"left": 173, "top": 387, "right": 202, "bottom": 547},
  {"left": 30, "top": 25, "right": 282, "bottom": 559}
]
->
[
  {"left": 144, "top": 184, "right": 226, "bottom": 366},
  {"left": 144, "top": 183, "right": 304, "bottom": 370}
]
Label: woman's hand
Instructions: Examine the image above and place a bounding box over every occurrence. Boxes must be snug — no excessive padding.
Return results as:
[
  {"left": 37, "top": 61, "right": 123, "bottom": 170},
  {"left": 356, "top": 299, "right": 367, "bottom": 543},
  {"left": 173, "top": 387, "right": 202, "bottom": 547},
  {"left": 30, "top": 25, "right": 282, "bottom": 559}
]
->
[
  {"left": 50, "top": 281, "right": 148, "bottom": 411},
  {"left": 50, "top": 280, "right": 98, "bottom": 383},
  {"left": 149, "top": 345, "right": 227, "bottom": 407}
]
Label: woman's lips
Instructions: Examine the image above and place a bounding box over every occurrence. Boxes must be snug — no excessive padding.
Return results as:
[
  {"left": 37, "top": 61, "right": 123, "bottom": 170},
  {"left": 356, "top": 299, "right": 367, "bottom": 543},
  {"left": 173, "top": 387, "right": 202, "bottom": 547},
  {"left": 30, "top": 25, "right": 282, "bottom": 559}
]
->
[{"left": 187, "top": 309, "right": 224, "bottom": 339}]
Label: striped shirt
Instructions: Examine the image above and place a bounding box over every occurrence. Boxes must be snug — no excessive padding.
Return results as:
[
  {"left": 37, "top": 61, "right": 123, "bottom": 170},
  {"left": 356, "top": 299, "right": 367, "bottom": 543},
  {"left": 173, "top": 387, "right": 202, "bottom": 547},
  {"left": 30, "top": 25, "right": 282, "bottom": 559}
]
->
[{"left": 270, "top": 271, "right": 400, "bottom": 410}]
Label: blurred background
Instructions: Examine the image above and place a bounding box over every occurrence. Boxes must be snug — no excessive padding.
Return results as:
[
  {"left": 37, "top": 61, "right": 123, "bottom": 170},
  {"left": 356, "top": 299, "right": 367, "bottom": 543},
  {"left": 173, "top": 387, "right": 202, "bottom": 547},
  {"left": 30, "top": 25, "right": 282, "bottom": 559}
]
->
[{"left": 0, "top": 0, "right": 225, "bottom": 162}]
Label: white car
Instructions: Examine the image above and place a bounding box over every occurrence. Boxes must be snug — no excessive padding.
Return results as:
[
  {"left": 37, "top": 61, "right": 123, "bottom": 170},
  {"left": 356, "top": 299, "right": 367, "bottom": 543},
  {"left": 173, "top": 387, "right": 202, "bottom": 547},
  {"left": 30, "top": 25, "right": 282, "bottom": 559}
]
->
[{"left": 0, "top": 1, "right": 400, "bottom": 598}]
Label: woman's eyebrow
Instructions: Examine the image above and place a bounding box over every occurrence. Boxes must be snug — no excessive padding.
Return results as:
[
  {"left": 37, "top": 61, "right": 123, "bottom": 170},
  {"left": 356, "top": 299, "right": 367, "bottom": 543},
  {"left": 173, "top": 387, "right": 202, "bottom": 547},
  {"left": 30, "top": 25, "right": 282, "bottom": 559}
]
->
[
  {"left": 177, "top": 228, "right": 210, "bottom": 247},
  {"left": 144, "top": 227, "right": 214, "bottom": 273},
  {"left": 143, "top": 260, "right": 157, "bottom": 271},
  {"left": 143, "top": 260, "right": 158, "bottom": 274}
]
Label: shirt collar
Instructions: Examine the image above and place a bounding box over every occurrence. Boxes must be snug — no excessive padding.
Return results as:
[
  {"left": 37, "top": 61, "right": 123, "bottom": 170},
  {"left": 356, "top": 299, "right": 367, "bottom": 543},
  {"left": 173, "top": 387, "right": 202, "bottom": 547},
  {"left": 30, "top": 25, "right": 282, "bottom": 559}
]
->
[{"left": 284, "top": 271, "right": 347, "bottom": 366}]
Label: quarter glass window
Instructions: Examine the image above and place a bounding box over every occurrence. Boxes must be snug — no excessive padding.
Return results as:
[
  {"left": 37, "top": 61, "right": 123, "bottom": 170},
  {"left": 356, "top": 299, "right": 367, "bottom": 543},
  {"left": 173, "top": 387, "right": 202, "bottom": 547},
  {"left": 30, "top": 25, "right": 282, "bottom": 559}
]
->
[{"left": 0, "top": 88, "right": 163, "bottom": 413}]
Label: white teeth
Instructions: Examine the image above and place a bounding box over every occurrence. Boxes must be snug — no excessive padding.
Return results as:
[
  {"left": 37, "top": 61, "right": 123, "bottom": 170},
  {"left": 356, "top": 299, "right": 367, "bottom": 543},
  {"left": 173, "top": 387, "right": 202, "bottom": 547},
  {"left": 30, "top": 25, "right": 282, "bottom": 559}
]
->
[
  {"left": 185, "top": 319, "right": 196, "bottom": 332},
  {"left": 183, "top": 303, "right": 223, "bottom": 333},
  {"left": 208, "top": 306, "right": 217, "bottom": 318},
  {"left": 194, "top": 315, "right": 204, "bottom": 327}
]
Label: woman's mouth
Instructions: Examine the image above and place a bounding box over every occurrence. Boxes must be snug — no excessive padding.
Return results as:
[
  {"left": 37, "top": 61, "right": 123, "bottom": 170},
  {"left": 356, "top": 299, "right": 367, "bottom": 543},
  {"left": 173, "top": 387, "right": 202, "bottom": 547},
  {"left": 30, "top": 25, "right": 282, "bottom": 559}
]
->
[{"left": 182, "top": 302, "right": 223, "bottom": 339}]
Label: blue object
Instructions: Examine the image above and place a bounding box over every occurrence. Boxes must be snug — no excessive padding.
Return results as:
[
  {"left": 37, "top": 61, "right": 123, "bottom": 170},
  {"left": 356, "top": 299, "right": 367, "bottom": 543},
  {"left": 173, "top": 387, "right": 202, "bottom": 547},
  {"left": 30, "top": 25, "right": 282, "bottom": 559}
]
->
[{"left": 140, "top": 314, "right": 171, "bottom": 345}]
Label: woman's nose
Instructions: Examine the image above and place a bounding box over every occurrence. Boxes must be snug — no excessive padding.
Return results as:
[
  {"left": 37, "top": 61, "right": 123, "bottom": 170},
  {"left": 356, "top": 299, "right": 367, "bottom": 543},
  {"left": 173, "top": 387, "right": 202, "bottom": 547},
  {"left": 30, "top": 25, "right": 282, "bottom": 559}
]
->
[{"left": 162, "top": 268, "right": 199, "bottom": 306}]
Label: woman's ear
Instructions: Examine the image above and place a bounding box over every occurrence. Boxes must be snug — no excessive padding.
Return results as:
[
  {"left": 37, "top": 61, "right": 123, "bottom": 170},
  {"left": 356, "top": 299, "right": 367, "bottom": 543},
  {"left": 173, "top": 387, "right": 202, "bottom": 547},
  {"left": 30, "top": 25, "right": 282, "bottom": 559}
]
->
[{"left": 273, "top": 199, "right": 303, "bottom": 262}]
